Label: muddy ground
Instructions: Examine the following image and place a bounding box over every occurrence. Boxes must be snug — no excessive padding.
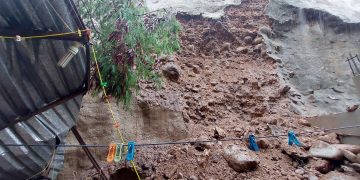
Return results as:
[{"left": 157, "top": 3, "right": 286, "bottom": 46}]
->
[{"left": 59, "top": 0, "right": 360, "bottom": 179}]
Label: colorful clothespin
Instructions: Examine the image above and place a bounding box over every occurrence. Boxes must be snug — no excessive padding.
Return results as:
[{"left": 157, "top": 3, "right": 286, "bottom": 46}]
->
[
  {"left": 248, "top": 134, "right": 260, "bottom": 152},
  {"left": 100, "top": 82, "right": 108, "bottom": 87},
  {"left": 16, "top": 35, "right": 21, "bottom": 41},
  {"left": 114, "top": 143, "right": 123, "bottom": 162},
  {"left": 288, "top": 130, "right": 301, "bottom": 147},
  {"left": 77, "top": 29, "right": 82, "bottom": 37},
  {"left": 107, "top": 143, "right": 116, "bottom": 162},
  {"left": 126, "top": 141, "right": 136, "bottom": 161}
]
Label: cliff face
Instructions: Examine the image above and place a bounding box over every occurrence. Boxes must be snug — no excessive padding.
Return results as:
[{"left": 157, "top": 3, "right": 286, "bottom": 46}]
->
[{"left": 264, "top": 0, "right": 360, "bottom": 116}]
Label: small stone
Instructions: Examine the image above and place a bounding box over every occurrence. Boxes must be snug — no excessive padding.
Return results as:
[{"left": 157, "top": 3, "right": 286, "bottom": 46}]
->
[
  {"left": 253, "top": 44, "right": 262, "bottom": 53},
  {"left": 298, "top": 119, "right": 311, "bottom": 127},
  {"left": 188, "top": 44, "right": 195, "bottom": 52},
  {"left": 258, "top": 139, "right": 270, "bottom": 149},
  {"left": 176, "top": 172, "right": 184, "bottom": 179},
  {"left": 279, "top": 85, "right": 291, "bottom": 95},
  {"left": 259, "top": 26, "right": 272, "bottom": 37},
  {"left": 223, "top": 145, "right": 259, "bottom": 173},
  {"left": 349, "top": 163, "right": 360, "bottom": 173},
  {"left": 222, "top": 42, "right": 231, "bottom": 51},
  {"left": 253, "top": 37, "right": 263, "bottom": 44},
  {"left": 162, "top": 63, "right": 180, "bottom": 81},
  {"left": 244, "top": 36, "right": 253, "bottom": 45},
  {"left": 193, "top": 65, "right": 200, "bottom": 74},
  {"left": 236, "top": 47, "right": 248, "bottom": 54},
  {"left": 214, "top": 127, "right": 226, "bottom": 139},
  {"left": 295, "top": 168, "right": 305, "bottom": 175},
  {"left": 189, "top": 175, "right": 198, "bottom": 180},
  {"left": 346, "top": 104, "right": 359, "bottom": 112}
]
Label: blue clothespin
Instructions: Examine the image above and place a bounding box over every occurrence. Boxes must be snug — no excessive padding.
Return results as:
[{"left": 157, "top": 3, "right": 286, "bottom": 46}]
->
[
  {"left": 288, "top": 130, "right": 301, "bottom": 147},
  {"left": 126, "top": 141, "right": 135, "bottom": 161},
  {"left": 248, "top": 134, "right": 259, "bottom": 152}
]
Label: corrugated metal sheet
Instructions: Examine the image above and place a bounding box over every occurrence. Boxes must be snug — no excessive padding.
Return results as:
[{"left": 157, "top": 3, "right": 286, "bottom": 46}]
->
[{"left": 0, "top": 0, "right": 88, "bottom": 179}]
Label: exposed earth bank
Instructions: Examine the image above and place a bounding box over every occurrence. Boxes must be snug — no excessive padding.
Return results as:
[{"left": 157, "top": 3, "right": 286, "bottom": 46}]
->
[{"left": 59, "top": 0, "right": 360, "bottom": 179}]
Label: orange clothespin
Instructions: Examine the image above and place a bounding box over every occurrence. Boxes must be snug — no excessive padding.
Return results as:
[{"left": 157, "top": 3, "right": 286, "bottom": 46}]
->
[
  {"left": 114, "top": 122, "right": 120, "bottom": 128},
  {"left": 107, "top": 143, "right": 116, "bottom": 162}
]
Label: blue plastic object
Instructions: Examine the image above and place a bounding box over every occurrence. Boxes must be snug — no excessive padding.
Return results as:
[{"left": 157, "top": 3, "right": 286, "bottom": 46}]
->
[
  {"left": 126, "top": 141, "right": 135, "bottom": 161},
  {"left": 288, "top": 130, "right": 301, "bottom": 147},
  {"left": 248, "top": 134, "right": 259, "bottom": 152}
]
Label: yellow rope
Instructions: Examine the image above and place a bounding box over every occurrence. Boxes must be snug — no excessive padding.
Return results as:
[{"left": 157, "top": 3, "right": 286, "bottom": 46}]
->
[
  {"left": 0, "top": 30, "right": 88, "bottom": 40},
  {"left": 91, "top": 46, "right": 141, "bottom": 180}
]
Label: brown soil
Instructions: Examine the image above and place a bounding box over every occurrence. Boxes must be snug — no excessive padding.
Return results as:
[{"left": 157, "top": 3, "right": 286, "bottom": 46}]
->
[{"left": 59, "top": 0, "right": 359, "bottom": 179}]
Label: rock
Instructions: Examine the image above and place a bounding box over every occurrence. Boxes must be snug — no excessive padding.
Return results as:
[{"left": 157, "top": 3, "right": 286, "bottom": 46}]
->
[
  {"left": 244, "top": 36, "right": 253, "bottom": 45},
  {"left": 176, "top": 172, "right": 184, "bottom": 179},
  {"left": 259, "top": 26, "right": 272, "bottom": 37},
  {"left": 162, "top": 63, "right": 180, "bottom": 81},
  {"left": 281, "top": 145, "right": 309, "bottom": 162},
  {"left": 332, "top": 144, "right": 360, "bottom": 154},
  {"left": 298, "top": 119, "right": 311, "bottom": 127},
  {"left": 236, "top": 47, "right": 248, "bottom": 54},
  {"left": 258, "top": 139, "right": 270, "bottom": 149},
  {"left": 188, "top": 44, "right": 195, "bottom": 52},
  {"left": 318, "top": 133, "right": 340, "bottom": 144},
  {"left": 346, "top": 104, "right": 359, "bottom": 112},
  {"left": 320, "top": 171, "right": 358, "bottom": 180},
  {"left": 341, "top": 149, "right": 360, "bottom": 163},
  {"left": 223, "top": 145, "right": 259, "bottom": 173},
  {"left": 309, "top": 141, "right": 343, "bottom": 160},
  {"left": 214, "top": 127, "right": 226, "bottom": 139},
  {"left": 295, "top": 168, "right": 305, "bottom": 175},
  {"left": 253, "top": 44, "right": 262, "bottom": 53},
  {"left": 349, "top": 163, "right": 360, "bottom": 173},
  {"left": 189, "top": 175, "right": 198, "bottom": 180},
  {"left": 279, "top": 85, "right": 291, "bottom": 95},
  {"left": 253, "top": 37, "right": 263, "bottom": 44},
  {"left": 312, "top": 159, "right": 333, "bottom": 174},
  {"left": 222, "top": 42, "right": 231, "bottom": 51},
  {"left": 192, "top": 65, "right": 200, "bottom": 74}
]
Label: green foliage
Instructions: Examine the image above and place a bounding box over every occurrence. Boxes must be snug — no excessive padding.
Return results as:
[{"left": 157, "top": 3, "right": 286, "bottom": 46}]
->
[{"left": 76, "top": 0, "right": 181, "bottom": 106}]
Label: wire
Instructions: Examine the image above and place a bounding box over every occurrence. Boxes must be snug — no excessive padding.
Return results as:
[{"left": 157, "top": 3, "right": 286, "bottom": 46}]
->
[
  {"left": 25, "top": 147, "right": 56, "bottom": 180},
  {"left": 2, "top": 124, "right": 360, "bottom": 148}
]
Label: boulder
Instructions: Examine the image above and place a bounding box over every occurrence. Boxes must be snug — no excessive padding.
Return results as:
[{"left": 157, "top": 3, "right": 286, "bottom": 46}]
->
[
  {"left": 341, "top": 149, "right": 360, "bottom": 163},
  {"left": 162, "top": 63, "right": 180, "bottom": 81},
  {"left": 223, "top": 145, "right": 259, "bottom": 173},
  {"left": 309, "top": 141, "right": 343, "bottom": 160},
  {"left": 320, "top": 171, "right": 358, "bottom": 180},
  {"left": 332, "top": 144, "right": 360, "bottom": 154}
]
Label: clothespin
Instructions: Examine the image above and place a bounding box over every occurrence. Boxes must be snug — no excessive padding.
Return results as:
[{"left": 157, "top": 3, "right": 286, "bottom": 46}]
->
[
  {"left": 114, "top": 143, "right": 123, "bottom": 162},
  {"left": 288, "top": 130, "right": 301, "bottom": 147},
  {"left": 101, "top": 82, "right": 108, "bottom": 87},
  {"left": 16, "top": 35, "right": 21, "bottom": 41},
  {"left": 107, "top": 143, "right": 116, "bottom": 162},
  {"left": 77, "top": 29, "right": 82, "bottom": 37},
  {"left": 248, "top": 134, "right": 259, "bottom": 152},
  {"left": 126, "top": 141, "right": 135, "bottom": 161}
]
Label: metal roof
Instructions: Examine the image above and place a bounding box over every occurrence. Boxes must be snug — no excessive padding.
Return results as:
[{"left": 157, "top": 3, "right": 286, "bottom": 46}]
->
[{"left": 0, "top": 0, "right": 89, "bottom": 179}]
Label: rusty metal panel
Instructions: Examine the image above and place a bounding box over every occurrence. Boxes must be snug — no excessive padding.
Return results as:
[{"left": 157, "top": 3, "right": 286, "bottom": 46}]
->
[{"left": 0, "top": 0, "right": 88, "bottom": 179}]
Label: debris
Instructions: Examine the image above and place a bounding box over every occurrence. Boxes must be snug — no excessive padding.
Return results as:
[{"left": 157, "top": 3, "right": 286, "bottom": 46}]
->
[
  {"left": 346, "top": 104, "right": 359, "bottom": 112},
  {"left": 223, "top": 145, "right": 259, "bottom": 173}
]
